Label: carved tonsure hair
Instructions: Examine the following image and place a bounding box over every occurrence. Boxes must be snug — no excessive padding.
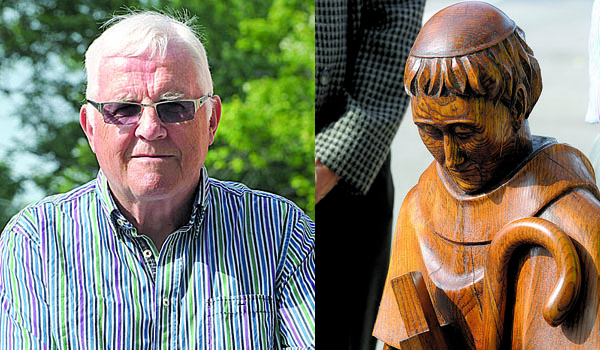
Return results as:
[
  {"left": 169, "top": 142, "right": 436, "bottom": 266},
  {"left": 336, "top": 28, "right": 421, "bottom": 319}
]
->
[
  {"left": 405, "top": 28, "right": 542, "bottom": 118},
  {"left": 404, "top": 1, "right": 543, "bottom": 119}
]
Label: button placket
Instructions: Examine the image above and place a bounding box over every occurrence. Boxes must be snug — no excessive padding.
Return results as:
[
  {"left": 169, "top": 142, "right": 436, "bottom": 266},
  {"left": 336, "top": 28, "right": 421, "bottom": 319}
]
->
[
  {"left": 319, "top": 67, "right": 331, "bottom": 85},
  {"left": 136, "top": 238, "right": 158, "bottom": 280},
  {"left": 155, "top": 231, "right": 186, "bottom": 347}
]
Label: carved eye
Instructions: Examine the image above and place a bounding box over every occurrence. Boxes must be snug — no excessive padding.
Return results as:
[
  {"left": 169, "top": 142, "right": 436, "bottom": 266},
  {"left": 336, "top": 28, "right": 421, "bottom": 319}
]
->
[
  {"left": 418, "top": 124, "right": 443, "bottom": 140},
  {"left": 453, "top": 124, "right": 476, "bottom": 139}
]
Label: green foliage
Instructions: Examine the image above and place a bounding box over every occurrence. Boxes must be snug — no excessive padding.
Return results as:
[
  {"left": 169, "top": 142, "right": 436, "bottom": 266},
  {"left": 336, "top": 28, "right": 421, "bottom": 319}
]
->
[
  {"left": 207, "top": 0, "right": 315, "bottom": 216},
  {"left": 0, "top": 161, "right": 22, "bottom": 229},
  {"left": 0, "top": 0, "right": 315, "bottom": 227}
]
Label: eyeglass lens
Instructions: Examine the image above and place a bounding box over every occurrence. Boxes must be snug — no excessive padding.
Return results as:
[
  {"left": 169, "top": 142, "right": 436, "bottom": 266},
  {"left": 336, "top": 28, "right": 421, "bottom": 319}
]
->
[{"left": 102, "top": 101, "right": 197, "bottom": 125}]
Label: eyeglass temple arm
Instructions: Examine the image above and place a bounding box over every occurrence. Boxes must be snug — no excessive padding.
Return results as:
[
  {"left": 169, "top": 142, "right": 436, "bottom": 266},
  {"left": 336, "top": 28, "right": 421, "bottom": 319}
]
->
[{"left": 86, "top": 99, "right": 102, "bottom": 113}]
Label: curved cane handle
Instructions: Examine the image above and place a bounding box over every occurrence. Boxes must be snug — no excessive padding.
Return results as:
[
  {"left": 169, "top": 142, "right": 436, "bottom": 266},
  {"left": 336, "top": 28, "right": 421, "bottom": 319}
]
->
[{"left": 482, "top": 217, "right": 581, "bottom": 349}]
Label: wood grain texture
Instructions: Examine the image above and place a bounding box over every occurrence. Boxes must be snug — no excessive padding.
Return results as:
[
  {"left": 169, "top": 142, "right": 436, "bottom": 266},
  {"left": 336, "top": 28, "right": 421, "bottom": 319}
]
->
[
  {"left": 373, "top": 144, "right": 600, "bottom": 349},
  {"left": 373, "top": 2, "right": 600, "bottom": 349},
  {"left": 390, "top": 272, "right": 449, "bottom": 349},
  {"left": 482, "top": 217, "right": 581, "bottom": 349}
]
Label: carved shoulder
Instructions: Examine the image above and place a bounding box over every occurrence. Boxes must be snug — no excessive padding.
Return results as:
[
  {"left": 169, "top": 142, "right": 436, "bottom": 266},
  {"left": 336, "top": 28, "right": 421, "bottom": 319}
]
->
[{"left": 538, "top": 188, "right": 600, "bottom": 259}]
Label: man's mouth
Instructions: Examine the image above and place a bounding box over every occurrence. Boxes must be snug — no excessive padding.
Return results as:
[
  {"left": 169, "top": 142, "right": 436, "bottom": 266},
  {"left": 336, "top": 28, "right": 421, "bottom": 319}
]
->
[{"left": 131, "top": 154, "right": 173, "bottom": 159}]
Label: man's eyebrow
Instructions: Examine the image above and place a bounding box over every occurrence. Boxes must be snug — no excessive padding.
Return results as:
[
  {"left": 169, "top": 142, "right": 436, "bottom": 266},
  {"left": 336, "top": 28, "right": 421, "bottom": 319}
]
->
[
  {"left": 159, "top": 92, "right": 186, "bottom": 101},
  {"left": 108, "top": 92, "right": 187, "bottom": 102},
  {"left": 112, "top": 92, "right": 138, "bottom": 102}
]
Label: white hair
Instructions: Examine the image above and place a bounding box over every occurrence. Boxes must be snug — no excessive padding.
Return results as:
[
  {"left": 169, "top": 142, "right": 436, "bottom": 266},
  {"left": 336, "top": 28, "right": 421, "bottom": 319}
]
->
[{"left": 85, "top": 10, "right": 212, "bottom": 98}]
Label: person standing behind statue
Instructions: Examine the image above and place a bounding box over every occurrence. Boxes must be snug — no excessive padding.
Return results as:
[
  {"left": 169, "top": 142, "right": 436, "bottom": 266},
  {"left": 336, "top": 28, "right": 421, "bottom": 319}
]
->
[{"left": 315, "top": 0, "right": 425, "bottom": 349}]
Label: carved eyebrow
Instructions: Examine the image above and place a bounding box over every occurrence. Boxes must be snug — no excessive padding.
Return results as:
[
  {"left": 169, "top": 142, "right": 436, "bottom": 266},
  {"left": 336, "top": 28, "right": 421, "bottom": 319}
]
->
[
  {"left": 413, "top": 118, "right": 481, "bottom": 133},
  {"left": 413, "top": 116, "right": 473, "bottom": 124},
  {"left": 413, "top": 118, "right": 436, "bottom": 124},
  {"left": 440, "top": 119, "right": 479, "bottom": 126}
]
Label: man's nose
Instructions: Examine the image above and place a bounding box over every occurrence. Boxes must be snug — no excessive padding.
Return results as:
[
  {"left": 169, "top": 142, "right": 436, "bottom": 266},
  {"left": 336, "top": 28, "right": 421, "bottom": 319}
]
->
[
  {"left": 134, "top": 106, "right": 167, "bottom": 141},
  {"left": 443, "top": 134, "right": 464, "bottom": 168}
]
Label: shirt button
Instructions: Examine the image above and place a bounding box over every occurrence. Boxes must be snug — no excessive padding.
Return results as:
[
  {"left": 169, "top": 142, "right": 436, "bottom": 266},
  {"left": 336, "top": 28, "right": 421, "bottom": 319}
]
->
[
  {"left": 163, "top": 298, "right": 170, "bottom": 307},
  {"left": 143, "top": 249, "right": 152, "bottom": 258},
  {"left": 319, "top": 68, "right": 331, "bottom": 85}
]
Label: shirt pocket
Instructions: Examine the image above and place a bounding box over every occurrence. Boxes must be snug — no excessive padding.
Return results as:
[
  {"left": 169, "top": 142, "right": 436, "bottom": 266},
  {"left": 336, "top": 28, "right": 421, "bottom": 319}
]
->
[{"left": 206, "top": 294, "right": 276, "bottom": 349}]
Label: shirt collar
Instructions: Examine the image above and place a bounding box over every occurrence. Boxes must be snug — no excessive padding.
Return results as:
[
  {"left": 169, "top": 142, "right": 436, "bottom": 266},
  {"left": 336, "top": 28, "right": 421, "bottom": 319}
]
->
[{"left": 95, "top": 167, "right": 210, "bottom": 237}]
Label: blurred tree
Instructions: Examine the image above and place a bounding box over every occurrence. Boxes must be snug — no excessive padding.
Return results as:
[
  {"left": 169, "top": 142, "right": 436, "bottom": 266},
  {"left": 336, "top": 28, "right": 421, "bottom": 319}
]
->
[
  {"left": 0, "top": 0, "right": 315, "bottom": 227},
  {"left": 207, "top": 0, "right": 315, "bottom": 214},
  {"left": 0, "top": 161, "right": 22, "bottom": 229}
]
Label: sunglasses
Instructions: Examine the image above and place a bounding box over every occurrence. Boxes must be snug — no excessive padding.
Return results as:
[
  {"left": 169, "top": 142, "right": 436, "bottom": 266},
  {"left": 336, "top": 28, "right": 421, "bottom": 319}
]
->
[{"left": 86, "top": 93, "right": 213, "bottom": 125}]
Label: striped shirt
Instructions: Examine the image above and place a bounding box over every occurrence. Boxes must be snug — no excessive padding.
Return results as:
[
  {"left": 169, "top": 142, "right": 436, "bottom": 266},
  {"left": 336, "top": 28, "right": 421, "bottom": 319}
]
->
[{"left": 0, "top": 168, "right": 315, "bottom": 349}]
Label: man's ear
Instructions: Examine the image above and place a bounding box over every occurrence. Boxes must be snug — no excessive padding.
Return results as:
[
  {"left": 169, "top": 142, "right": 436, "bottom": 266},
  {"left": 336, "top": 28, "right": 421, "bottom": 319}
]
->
[
  {"left": 208, "top": 95, "right": 222, "bottom": 146},
  {"left": 80, "top": 105, "right": 97, "bottom": 153},
  {"left": 512, "top": 85, "right": 527, "bottom": 131}
]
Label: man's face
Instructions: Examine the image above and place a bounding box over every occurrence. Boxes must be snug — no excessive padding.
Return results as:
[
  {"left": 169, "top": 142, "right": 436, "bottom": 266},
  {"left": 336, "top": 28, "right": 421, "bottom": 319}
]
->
[
  {"left": 81, "top": 47, "right": 220, "bottom": 204},
  {"left": 412, "top": 95, "right": 517, "bottom": 194}
]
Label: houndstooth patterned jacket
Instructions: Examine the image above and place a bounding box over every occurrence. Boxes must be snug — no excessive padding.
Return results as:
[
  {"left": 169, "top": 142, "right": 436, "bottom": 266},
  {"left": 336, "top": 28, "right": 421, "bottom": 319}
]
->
[{"left": 315, "top": 0, "right": 425, "bottom": 195}]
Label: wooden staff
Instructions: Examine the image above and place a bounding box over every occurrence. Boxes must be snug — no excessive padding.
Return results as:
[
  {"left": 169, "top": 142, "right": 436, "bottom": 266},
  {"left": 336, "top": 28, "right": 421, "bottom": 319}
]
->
[{"left": 482, "top": 217, "right": 582, "bottom": 349}]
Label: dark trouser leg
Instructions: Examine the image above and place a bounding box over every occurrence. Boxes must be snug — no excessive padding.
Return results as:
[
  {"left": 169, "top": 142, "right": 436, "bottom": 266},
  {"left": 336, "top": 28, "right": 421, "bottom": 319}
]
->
[{"left": 316, "top": 155, "right": 394, "bottom": 350}]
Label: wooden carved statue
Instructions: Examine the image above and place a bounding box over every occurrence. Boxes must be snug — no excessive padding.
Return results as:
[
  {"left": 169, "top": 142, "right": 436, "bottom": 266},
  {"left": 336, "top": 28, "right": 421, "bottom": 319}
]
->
[{"left": 373, "top": 2, "right": 600, "bottom": 349}]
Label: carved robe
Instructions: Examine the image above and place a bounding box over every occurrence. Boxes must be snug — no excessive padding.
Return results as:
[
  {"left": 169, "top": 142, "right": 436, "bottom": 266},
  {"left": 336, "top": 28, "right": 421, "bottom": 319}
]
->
[{"left": 373, "top": 137, "right": 600, "bottom": 349}]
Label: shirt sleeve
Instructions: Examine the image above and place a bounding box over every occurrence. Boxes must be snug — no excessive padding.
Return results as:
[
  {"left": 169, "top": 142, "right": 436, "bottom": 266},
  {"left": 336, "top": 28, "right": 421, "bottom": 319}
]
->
[
  {"left": 316, "top": 0, "right": 425, "bottom": 194},
  {"left": 276, "top": 210, "right": 315, "bottom": 349},
  {"left": 0, "top": 211, "right": 55, "bottom": 349}
]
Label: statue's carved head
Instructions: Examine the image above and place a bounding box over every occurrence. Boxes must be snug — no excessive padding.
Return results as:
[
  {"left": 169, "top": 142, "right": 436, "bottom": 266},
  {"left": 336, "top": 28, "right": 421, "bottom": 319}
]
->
[{"left": 406, "top": 1, "right": 541, "bottom": 194}]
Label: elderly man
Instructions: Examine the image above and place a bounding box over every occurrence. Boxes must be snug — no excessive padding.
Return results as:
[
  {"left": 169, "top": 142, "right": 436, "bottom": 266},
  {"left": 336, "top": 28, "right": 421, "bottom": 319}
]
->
[
  {"left": 0, "top": 11, "right": 314, "bottom": 349},
  {"left": 374, "top": 2, "right": 600, "bottom": 349}
]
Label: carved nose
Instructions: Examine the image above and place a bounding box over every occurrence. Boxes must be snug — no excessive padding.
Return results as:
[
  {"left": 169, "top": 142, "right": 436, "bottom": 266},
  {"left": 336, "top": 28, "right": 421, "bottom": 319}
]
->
[{"left": 443, "top": 134, "right": 463, "bottom": 168}]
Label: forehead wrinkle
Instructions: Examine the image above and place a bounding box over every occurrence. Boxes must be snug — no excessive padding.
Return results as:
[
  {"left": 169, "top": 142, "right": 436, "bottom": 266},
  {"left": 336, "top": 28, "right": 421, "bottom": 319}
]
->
[
  {"left": 95, "top": 56, "right": 158, "bottom": 101},
  {"left": 94, "top": 51, "right": 202, "bottom": 103},
  {"left": 413, "top": 96, "right": 480, "bottom": 125}
]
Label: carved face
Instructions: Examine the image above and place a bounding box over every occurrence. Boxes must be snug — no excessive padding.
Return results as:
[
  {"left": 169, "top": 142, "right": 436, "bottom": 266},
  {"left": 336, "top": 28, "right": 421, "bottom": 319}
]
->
[{"left": 412, "top": 95, "right": 518, "bottom": 194}]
